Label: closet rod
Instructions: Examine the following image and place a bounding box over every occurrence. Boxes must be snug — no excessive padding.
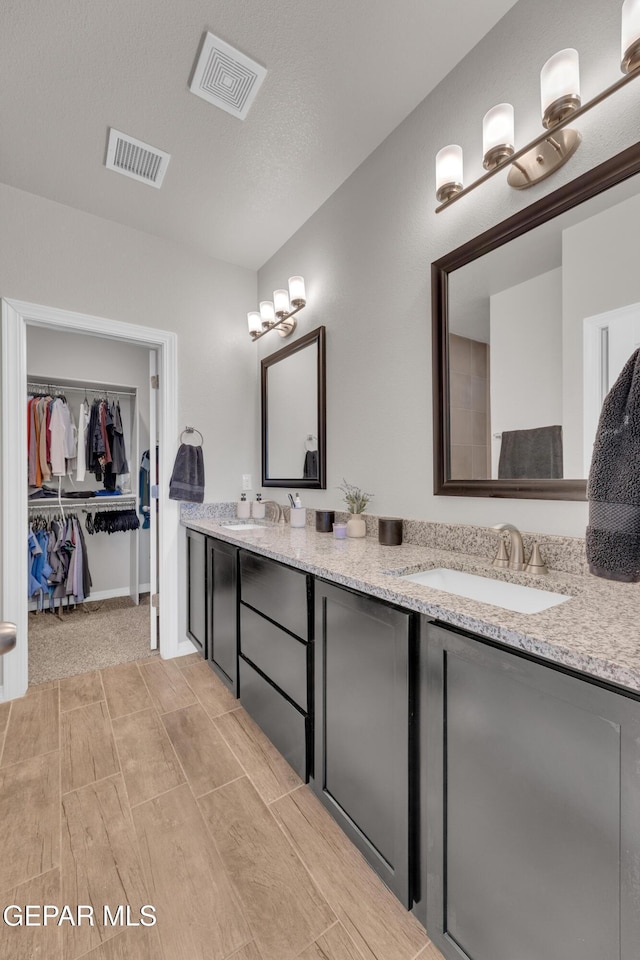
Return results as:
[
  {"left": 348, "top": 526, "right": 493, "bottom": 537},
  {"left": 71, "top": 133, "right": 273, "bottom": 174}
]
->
[{"left": 27, "top": 379, "right": 137, "bottom": 397}]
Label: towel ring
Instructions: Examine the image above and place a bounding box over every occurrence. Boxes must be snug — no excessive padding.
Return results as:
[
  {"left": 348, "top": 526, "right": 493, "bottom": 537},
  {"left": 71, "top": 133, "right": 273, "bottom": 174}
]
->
[{"left": 180, "top": 426, "right": 204, "bottom": 446}]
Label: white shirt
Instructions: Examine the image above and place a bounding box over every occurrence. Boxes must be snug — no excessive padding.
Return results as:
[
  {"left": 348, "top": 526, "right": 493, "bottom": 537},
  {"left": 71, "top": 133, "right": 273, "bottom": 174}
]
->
[{"left": 76, "top": 401, "right": 90, "bottom": 482}]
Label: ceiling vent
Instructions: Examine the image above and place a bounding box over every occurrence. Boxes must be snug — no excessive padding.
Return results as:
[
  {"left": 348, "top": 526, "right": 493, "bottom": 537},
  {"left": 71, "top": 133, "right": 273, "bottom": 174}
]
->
[
  {"left": 105, "top": 129, "right": 170, "bottom": 188},
  {"left": 189, "top": 31, "right": 267, "bottom": 120}
]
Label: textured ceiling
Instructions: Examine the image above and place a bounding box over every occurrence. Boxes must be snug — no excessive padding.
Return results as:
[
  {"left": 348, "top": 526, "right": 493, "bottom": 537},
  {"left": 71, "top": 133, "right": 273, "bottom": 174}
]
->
[{"left": 0, "top": 0, "right": 519, "bottom": 269}]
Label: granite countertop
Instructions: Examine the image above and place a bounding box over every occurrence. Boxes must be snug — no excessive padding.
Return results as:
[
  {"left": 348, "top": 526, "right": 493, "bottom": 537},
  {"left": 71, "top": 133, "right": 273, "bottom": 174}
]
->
[{"left": 182, "top": 516, "right": 640, "bottom": 696}]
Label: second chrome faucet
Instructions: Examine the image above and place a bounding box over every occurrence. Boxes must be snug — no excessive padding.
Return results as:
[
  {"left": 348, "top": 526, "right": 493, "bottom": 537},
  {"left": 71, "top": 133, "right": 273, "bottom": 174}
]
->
[{"left": 492, "top": 523, "right": 547, "bottom": 575}]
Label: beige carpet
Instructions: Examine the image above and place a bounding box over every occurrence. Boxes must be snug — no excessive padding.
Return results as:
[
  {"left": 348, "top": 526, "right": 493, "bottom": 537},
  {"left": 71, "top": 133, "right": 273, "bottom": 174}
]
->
[{"left": 28, "top": 594, "right": 158, "bottom": 685}]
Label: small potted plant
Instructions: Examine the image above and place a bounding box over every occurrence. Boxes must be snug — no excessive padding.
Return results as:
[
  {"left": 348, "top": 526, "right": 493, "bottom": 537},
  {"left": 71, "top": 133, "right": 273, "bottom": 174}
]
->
[{"left": 338, "top": 479, "right": 373, "bottom": 538}]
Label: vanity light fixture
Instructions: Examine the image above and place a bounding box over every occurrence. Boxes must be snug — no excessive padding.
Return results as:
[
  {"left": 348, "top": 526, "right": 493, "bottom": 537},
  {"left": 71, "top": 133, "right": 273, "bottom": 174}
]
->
[
  {"left": 247, "top": 276, "right": 307, "bottom": 341},
  {"left": 435, "top": 1, "right": 640, "bottom": 211}
]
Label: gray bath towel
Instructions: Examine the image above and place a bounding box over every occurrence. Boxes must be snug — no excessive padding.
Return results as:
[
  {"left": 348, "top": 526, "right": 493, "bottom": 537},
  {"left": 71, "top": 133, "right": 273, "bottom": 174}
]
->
[
  {"left": 169, "top": 444, "right": 205, "bottom": 503},
  {"left": 498, "top": 425, "right": 563, "bottom": 479},
  {"left": 587, "top": 348, "right": 640, "bottom": 582}
]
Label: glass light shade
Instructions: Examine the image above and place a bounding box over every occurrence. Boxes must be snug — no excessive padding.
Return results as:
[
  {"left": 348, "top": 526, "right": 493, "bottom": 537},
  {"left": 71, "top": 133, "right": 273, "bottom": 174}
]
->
[
  {"left": 273, "top": 289, "right": 290, "bottom": 316},
  {"left": 247, "top": 311, "right": 261, "bottom": 336},
  {"left": 259, "top": 300, "right": 275, "bottom": 329},
  {"left": 482, "top": 103, "right": 515, "bottom": 164},
  {"left": 622, "top": 0, "right": 640, "bottom": 71},
  {"left": 435, "top": 145, "right": 463, "bottom": 202},
  {"left": 540, "top": 48, "right": 580, "bottom": 127},
  {"left": 288, "top": 276, "right": 306, "bottom": 305}
]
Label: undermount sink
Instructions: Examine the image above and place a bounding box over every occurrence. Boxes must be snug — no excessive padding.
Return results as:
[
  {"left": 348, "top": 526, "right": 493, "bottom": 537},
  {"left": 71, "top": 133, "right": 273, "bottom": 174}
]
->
[
  {"left": 398, "top": 567, "right": 571, "bottom": 614},
  {"left": 220, "top": 520, "right": 267, "bottom": 531}
]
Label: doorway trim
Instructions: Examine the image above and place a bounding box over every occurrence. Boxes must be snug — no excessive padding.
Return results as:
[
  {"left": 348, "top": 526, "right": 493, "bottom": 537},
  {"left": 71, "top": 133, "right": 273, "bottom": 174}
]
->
[
  {"left": 583, "top": 301, "right": 640, "bottom": 475},
  {"left": 1, "top": 298, "right": 184, "bottom": 701}
]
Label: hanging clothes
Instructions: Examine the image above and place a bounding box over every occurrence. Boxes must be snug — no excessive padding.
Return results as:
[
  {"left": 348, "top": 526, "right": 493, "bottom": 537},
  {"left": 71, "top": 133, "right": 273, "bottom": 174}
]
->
[
  {"left": 85, "top": 398, "right": 128, "bottom": 489},
  {"left": 28, "top": 514, "right": 91, "bottom": 608},
  {"left": 139, "top": 450, "right": 150, "bottom": 529},
  {"left": 27, "top": 393, "right": 78, "bottom": 487},
  {"left": 110, "top": 402, "right": 128, "bottom": 475}
]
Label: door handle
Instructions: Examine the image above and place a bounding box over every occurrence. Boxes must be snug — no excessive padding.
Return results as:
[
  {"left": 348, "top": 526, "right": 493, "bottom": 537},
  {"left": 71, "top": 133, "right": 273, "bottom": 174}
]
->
[{"left": 0, "top": 622, "right": 17, "bottom": 655}]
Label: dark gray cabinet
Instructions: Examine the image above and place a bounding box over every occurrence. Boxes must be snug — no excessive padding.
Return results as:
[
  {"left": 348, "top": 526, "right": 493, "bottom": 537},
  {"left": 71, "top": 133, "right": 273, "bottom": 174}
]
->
[
  {"left": 313, "top": 579, "right": 414, "bottom": 907},
  {"left": 206, "top": 537, "right": 239, "bottom": 694},
  {"left": 238, "top": 549, "right": 311, "bottom": 780},
  {"left": 423, "top": 620, "right": 640, "bottom": 960},
  {"left": 186, "top": 529, "right": 207, "bottom": 656}
]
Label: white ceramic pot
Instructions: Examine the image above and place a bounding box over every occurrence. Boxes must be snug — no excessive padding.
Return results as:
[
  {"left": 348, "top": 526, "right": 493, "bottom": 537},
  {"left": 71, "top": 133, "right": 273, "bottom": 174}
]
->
[{"left": 346, "top": 514, "right": 366, "bottom": 538}]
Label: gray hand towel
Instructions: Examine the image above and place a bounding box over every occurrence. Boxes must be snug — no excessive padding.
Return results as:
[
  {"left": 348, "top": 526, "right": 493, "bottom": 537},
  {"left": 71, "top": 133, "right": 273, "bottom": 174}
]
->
[
  {"left": 498, "top": 425, "right": 563, "bottom": 479},
  {"left": 587, "top": 348, "right": 640, "bottom": 582},
  {"left": 169, "top": 444, "right": 204, "bottom": 503}
]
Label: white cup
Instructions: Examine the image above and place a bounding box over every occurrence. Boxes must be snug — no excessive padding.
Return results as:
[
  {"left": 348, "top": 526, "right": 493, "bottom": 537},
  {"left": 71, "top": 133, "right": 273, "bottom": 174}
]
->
[{"left": 290, "top": 507, "right": 306, "bottom": 528}]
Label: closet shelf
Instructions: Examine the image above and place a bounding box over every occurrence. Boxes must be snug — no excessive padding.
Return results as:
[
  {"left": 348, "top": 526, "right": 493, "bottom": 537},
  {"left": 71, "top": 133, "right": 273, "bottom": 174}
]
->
[{"left": 28, "top": 496, "right": 137, "bottom": 509}]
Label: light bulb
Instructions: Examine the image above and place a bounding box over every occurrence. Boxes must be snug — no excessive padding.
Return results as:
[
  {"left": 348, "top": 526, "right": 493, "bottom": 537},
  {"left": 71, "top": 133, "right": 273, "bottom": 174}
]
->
[
  {"left": 622, "top": 0, "right": 640, "bottom": 72},
  {"left": 288, "top": 277, "right": 306, "bottom": 307},
  {"left": 540, "top": 48, "right": 580, "bottom": 128},
  {"left": 247, "top": 311, "right": 261, "bottom": 337},
  {"left": 482, "top": 104, "right": 515, "bottom": 170},
  {"left": 259, "top": 301, "right": 275, "bottom": 329},
  {"left": 274, "top": 289, "right": 290, "bottom": 317},
  {"left": 435, "top": 145, "right": 463, "bottom": 203}
]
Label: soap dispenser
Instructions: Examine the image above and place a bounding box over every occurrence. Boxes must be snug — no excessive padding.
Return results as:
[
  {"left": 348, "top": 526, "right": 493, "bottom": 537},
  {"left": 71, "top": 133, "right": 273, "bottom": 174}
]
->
[
  {"left": 252, "top": 493, "right": 266, "bottom": 519},
  {"left": 237, "top": 492, "right": 250, "bottom": 519}
]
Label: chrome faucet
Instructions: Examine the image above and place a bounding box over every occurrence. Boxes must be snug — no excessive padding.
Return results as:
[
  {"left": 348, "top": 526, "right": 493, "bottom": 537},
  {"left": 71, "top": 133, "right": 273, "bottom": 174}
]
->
[
  {"left": 264, "top": 500, "right": 286, "bottom": 524},
  {"left": 492, "top": 523, "right": 525, "bottom": 571}
]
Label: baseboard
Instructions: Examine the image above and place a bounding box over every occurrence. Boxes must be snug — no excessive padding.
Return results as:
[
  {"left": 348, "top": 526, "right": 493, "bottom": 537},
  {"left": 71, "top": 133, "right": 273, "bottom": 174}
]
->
[{"left": 173, "top": 638, "right": 199, "bottom": 659}]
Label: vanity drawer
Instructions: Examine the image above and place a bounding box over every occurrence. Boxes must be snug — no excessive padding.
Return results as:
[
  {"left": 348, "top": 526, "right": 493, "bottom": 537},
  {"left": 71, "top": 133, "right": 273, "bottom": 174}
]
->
[
  {"left": 239, "top": 656, "right": 308, "bottom": 781},
  {"left": 240, "top": 604, "right": 308, "bottom": 710},
  {"left": 239, "top": 550, "right": 308, "bottom": 639}
]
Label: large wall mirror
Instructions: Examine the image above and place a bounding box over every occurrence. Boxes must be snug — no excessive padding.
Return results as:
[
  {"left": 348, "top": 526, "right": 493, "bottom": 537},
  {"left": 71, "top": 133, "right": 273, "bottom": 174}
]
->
[
  {"left": 433, "top": 142, "right": 640, "bottom": 500},
  {"left": 261, "top": 325, "right": 326, "bottom": 488}
]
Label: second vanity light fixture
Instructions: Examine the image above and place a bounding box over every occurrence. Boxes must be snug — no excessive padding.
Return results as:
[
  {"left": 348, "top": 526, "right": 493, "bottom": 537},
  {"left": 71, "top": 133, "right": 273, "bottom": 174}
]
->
[
  {"left": 435, "top": 0, "right": 640, "bottom": 210},
  {"left": 247, "top": 276, "right": 306, "bottom": 341}
]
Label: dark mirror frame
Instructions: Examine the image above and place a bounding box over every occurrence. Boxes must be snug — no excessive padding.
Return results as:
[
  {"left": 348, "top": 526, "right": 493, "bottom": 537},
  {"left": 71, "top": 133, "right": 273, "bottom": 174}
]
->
[
  {"left": 261, "top": 325, "right": 326, "bottom": 489},
  {"left": 432, "top": 141, "right": 640, "bottom": 501}
]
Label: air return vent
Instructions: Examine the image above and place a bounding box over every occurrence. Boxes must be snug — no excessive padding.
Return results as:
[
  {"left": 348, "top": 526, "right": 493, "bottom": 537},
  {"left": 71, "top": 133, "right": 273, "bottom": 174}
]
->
[
  {"left": 189, "top": 32, "right": 267, "bottom": 120},
  {"left": 105, "top": 129, "right": 170, "bottom": 188}
]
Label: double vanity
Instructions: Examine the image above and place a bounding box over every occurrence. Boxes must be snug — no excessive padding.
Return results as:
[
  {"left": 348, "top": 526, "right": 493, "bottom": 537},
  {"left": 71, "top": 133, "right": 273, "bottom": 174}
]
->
[{"left": 183, "top": 508, "right": 640, "bottom": 960}]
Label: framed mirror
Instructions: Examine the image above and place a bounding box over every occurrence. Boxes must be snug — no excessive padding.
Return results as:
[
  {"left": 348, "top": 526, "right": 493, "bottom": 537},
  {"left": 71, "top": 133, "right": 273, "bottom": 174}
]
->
[
  {"left": 432, "top": 142, "right": 640, "bottom": 500},
  {"left": 261, "top": 325, "right": 326, "bottom": 488}
]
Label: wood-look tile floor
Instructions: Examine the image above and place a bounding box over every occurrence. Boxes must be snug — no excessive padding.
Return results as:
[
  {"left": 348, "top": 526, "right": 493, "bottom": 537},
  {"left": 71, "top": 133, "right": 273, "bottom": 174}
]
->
[{"left": 0, "top": 654, "right": 444, "bottom": 960}]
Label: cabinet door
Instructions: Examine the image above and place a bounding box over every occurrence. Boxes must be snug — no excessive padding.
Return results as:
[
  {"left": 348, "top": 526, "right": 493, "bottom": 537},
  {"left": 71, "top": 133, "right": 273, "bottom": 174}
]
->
[
  {"left": 186, "top": 529, "right": 206, "bottom": 656},
  {"left": 425, "top": 621, "right": 640, "bottom": 960},
  {"left": 207, "top": 538, "right": 238, "bottom": 694},
  {"left": 314, "top": 580, "right": 413, "bottom": 907}
]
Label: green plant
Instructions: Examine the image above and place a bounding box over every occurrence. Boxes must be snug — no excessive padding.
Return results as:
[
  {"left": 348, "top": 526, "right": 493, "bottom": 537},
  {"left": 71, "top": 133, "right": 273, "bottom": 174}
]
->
[{"left": 338, "top": 479, "right": 373, "bottom": 514}]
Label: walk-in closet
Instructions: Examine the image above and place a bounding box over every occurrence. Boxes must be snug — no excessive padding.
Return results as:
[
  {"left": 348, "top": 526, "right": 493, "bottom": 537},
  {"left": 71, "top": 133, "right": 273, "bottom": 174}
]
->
[{"left": 26, "top": 327, "right": 158, "bottom": 683}]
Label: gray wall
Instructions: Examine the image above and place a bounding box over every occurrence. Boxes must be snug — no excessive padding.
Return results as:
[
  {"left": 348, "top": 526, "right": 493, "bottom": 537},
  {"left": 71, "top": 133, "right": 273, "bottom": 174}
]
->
[
  {"left": 562, "top": 190, "right": 640, "bottom": 476},
  {"left": 0, "top": 181, "right": 259, "bottom": 504},
  {"left": 257, "top": 0, "right": 635, "bottom": 537},
  {"left": 490, "top": 268, "right": 563, "bottom": 477},
  {"left": 0, "top": 183, "right": 258, "bottom": 676}
]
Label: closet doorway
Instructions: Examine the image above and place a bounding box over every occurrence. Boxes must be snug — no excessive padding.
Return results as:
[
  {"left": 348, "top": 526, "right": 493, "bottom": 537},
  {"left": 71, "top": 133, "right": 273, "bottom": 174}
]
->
[
  {"left": 26, "top": 328, "right": 157, "bottom": 683},
  {"left": 1, "top": 300, "right": 183, "bottom": 702}
]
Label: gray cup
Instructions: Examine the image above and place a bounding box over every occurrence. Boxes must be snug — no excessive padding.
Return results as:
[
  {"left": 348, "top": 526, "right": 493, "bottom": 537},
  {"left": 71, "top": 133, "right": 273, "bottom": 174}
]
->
[{"left": 378, "top": 517, "right": 403, "bottom": 546}]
